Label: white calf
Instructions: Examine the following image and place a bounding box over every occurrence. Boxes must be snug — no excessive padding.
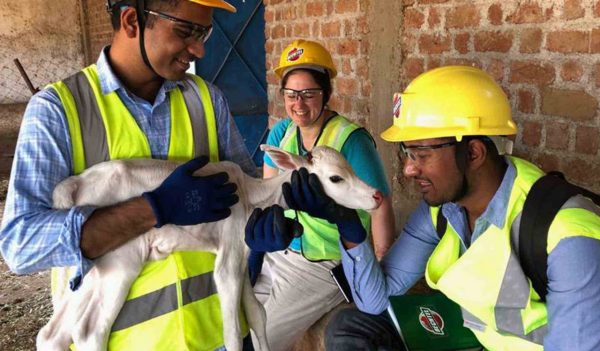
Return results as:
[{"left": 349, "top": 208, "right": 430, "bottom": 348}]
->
[{"left": 37, "top": 145, "right": 382, "bottom": 351}]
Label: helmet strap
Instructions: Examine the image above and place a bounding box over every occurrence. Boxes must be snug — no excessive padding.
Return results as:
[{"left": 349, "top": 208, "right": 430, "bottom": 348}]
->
[{"left": 135, "top": 0, "right": 161, "bottom": 79}]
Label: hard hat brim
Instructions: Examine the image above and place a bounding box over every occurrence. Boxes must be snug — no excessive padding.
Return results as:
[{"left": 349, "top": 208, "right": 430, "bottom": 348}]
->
[{"left": 189, "top": 0, "right": 236, "bottom": 13}]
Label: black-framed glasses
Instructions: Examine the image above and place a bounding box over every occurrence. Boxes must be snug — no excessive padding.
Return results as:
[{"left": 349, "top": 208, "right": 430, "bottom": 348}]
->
[
  {"left": 145, "top": 10, "right": 213, "bottom": 43},
  {"left": 280, "top": 88, "right": 324, "bottom": 101},
  {"left": 399, "top": 141, "right": 458, "bottom": 163}
]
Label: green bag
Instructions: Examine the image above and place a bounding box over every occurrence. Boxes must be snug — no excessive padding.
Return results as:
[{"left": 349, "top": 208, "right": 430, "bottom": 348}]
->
[{"left": 387, "top": 293, "right": 482, "bottom": 351}]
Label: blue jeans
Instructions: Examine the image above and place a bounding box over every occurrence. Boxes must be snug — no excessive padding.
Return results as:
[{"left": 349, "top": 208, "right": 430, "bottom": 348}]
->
[{"left": 325, "top": 308, "right": 405, "bottom": 351}]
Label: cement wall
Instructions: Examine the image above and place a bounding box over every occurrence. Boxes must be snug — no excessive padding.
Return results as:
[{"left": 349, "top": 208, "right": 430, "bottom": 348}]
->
[{"left": 0, "top": 0, "right": 86, "bottom": 176}]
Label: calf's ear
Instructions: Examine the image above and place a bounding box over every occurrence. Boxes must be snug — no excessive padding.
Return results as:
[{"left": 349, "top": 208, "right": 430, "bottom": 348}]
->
[{"left": 260, "top": 144, "right": 310, "bottom": 171}]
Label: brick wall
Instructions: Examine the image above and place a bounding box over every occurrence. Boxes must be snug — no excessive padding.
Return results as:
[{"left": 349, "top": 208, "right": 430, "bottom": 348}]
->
[
  {"left": 400, "top": 0, "right": 600, "bottom": 191},
  {"left": 81, "top": 0, "right": 114, "bottom": 64},
  {"left": 264, "top": 0, "right": 372, "bottom": 127}
]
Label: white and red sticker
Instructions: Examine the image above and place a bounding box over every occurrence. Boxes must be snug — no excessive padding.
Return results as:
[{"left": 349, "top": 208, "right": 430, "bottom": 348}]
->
[
  {"left": 392, "top": 93, "right": 402, "bottom": 118},
  {"left": 418, "top": 306, "right": 445, "bottom": 336},
  {"left": 287, "top": 48, "right": 304, "bottom": 62}
]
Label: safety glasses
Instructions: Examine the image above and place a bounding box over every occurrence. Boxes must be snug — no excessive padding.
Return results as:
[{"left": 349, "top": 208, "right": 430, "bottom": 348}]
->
[
  {"left": 280, "top": 88, "right": 324, "bottom": 101},
  {"left": 399, "top": 141, "right": 458, "bottom": 163},
  {"left": 145, "top": 10, "right": 213, "bottom": 43}
]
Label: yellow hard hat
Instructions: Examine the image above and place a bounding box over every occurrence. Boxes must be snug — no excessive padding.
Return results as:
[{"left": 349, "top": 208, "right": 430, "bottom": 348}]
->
[
  {"left": 381, "top": 66, "right": 517, "bottom": 143},
  {"left": 189, "top": 0, "right": 236, "bottom": 13},
  {"left": 274, "top": 40, "right": 337, "bottom": 78}
]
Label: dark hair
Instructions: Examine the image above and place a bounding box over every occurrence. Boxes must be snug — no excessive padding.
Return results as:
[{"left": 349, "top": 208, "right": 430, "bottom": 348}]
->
[
  {"left": 109, "top": 0, "right": 180, "bottom": 30},
  {"left": 454, "top": 135, "right": 501, "bottom": 171},
  {"left": 281, "top": 69, "right": 333, "bottom": 106}
]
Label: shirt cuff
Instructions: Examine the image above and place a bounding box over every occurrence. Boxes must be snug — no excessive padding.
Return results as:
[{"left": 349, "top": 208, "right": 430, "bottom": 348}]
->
[{"left": 62, "top": 205, "right": 96, "bottom": 290}]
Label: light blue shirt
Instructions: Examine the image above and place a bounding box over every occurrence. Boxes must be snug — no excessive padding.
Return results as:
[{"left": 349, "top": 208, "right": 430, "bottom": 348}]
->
[
  {"left": 0, "top": 47, "right": 257, "bottom": 289},
  {"left": 341, "top": 157, "right": 600, "bottom": 351}
]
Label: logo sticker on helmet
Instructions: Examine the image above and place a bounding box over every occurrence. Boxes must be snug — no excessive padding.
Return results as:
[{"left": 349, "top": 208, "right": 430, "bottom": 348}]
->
[
  {"left": 418, "top": 307, "right": 445, "bottom": 336},
  {"left": 287, "top": 48, "right": 304, "bottom": 62},
  {"left": 393, "top": 93, "right": 402, "bottom": 118}
]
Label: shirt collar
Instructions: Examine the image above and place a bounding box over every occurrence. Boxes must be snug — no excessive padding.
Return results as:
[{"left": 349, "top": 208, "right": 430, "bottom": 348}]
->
[
  {"left": 474, "top": 157, "right": 516, "bottom": 230},
  {"left": 96, "top": 46, "right": 185, "bottom": 96}
]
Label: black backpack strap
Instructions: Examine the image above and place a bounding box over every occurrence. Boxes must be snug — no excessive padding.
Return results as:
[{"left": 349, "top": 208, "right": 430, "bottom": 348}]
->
[
  {"left": 436, "top": 207, "right": 447, "bottom": 239},
  {"left": 519, "top": 172, "right": 600, "bottom": 302}
]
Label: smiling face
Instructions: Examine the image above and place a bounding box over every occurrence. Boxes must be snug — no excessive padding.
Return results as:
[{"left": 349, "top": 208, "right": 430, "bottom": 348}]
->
[
  {"left": 401, "top": 138, "right": 467, "bottom": 206},
  {"left": 143, "top": 1, "right": 213, "bottom": 80},
  {"left": 282, "top": 70, "right": 326, "bottom": 127}
]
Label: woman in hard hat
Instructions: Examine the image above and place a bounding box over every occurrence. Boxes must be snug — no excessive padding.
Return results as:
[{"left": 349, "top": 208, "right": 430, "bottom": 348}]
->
[{"left": 249, "top": 39, "right": 396, "bottom": 350}]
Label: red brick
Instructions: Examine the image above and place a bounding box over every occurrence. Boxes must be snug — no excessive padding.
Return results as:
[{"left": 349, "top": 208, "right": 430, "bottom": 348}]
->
[
  {"left": 535, "top": 153, "right": 560, "bottom": 173},
  {"left": 428, "top": 8, "right": 441, "bottom": 28},
  {"left": 546, "top": 31, "right": 590, "bottom": 53},
  {"left": 488, "top": 4, "right": 503, "bottom": 25},
  {"left": 361, "top": 81, "right": 372, "bottom": 97},
  {"left": 306, "top": 2, "right": 325, "bottom": 17},
  {"left": 403, "top": 57, "right": 425, "bottom": 80},
  {"left": 592, "top": 29, "right": 600, "bottom": 53},
  {"left": 560, "top": 61, "right": 584, "bottom": 82},
  {"left": 541, "top": 88, "right": 597, "bottom": 121},
  {"left": 474, "top": 31, "right": 513, "bottom": 52},
  {"left": 293, "top": 23, "right": 310, "bottom": 37},
  {"left": 509, "top": 61, "right": 555, "bottom": 85},
  {"left": 271, "top": 24, "right": 285, "bottom": 39},
  {"left": 546, "top": 122, "right": 570, "bottom": 150},
  {"left": 563, "top": 158, "right": 600, "bottom": 188},
  {"left": 454, "top": 33, "right": 470, "bottom": 54},
  {"left": 487, "top": 59, "right": 504, "bottom": 81},
  {"left": 342, "top": 58, "right": 352, "bottom": 75},
  {"left": 595, "top": 63, "right": 600, "bottom": 87},
  {"left": 427, "top": 58, "right": 442, "bottom": 71},
  {"left": 419, "top": 33, "right": 451, "bottom": 54},
  {"left": 522, "top": 121, "right": 541, "bottom": 146},
  {"left": 447, "top": 5, "right": 480, "bottom": 28},
  {"left": 405, "top": 8, "right": 425, "bottom": 29},
  {"left": 336, "top": 78, "right": 359, "bottom": 96},
  {"left": 355, "top": 17, "right": 368, "bottom": 35},
  {"left": 563, "top": 0, "right": 584, "bottom": 20},
  {"left": 517, "top": 90, "right": 535, "bottom": 113},
  {"left": 282, "top": 7, "right": 297, "bottom": 20},
  {"left": 265, "top": 8, "right": 275, "bottom": 22},
  {"left": 338, "top": 40, "right": 360, "bottom": 55},
  {"left": 356, "top": 58, "right": 368, "bottom": 77},
  {"left": 519, "top": 28, "right": 543, "bottom": 53},
  {"left": 595, "top": 1, "right": 600, "bottom": 17},
  {"left": 335, "top": 0, "right": 358, "bottom": 14},
  {"left": 575, "top": 126, "right": 600, "bottom": 154},
  {"left": 321, "top": 21, "right": 341, "bottom": 37},
  {"left": 507, "top": 2, "right": 547, "bottom": 24},
  {"left": 444, "top": 58, "right": 482, "bottom": 68},
  {"left": 418, "top": 0, "right": 450, "bottom": 3}
]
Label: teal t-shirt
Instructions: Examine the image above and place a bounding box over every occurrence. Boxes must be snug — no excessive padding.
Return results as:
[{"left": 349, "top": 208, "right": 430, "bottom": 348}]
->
[{"left": 263, "top": 118, "right": 391, "bottom": 251}]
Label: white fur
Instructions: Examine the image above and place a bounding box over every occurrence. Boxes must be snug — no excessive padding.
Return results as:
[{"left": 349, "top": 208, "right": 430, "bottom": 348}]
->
[{"left": 37, "top": 145, "right": 382, "bottom": 351}]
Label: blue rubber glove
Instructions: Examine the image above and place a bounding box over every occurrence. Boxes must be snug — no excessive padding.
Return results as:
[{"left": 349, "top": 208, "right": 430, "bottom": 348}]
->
[
  {"left": 245, "top": 205, "right": 297, "bottom": 286},
  {"left": 143, "top": 156, "right": 239, "bottom": 228},
  {"left": 282, "top": 168, "right": 367, "bottom": 244}
]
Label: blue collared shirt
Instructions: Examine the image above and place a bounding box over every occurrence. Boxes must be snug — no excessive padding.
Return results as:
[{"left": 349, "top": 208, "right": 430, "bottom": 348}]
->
[
  {"left": 0, "top": 47, "right": 257, "bottom": 287},
  {"left": 340, "top": 157, "right": 600, "bottom": 351}
]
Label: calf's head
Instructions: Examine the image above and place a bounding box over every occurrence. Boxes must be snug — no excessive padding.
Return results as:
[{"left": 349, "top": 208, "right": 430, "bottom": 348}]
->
[{"left": 261, "top": 145, "right": 382, "bottom": 211}]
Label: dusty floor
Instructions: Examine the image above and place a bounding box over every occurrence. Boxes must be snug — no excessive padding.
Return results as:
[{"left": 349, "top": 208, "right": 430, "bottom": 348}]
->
[{"left": 0, "top": 179, "right": 52, "bottom": 351}]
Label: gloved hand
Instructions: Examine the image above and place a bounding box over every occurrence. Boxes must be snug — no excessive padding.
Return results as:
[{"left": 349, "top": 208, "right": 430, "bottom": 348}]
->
[
  {"left": 245, "top": 205, "right": 297, "bottom": 286},
  {"left": 143, "top": 156, "right": 238, "bottom": 228},
  {"left": 245, "top": 205, "right": 297, "bottom": 252},
  {"left": 282, "top": 168, "right": 367, "bottom": 244}
]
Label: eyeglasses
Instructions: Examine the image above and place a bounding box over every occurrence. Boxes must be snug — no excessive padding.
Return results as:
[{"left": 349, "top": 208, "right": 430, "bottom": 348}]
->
[
  {"left": 399, "top": 141, "right": 458, "bottom": 163},
  {"left": 280, "top": 88, "right": 323, "bottom": 101},
  {"left": 145, "top": 10, "right": 213, "bottom": 43}
]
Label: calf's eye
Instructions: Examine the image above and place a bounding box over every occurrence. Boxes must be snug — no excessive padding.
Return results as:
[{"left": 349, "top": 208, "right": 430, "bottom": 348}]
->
[{"left": 329, "top": 175, "right": 343, "bottom": 183}]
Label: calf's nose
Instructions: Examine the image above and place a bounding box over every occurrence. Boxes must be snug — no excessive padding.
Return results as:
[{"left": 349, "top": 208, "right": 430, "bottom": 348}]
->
[{"left": 373, "top": 191, "right": 383, "bottom": 206}]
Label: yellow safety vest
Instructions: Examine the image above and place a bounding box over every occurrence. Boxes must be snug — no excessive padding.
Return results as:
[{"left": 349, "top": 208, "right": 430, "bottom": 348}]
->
[
  {"left": 49, "top": 64, "right": 248, "bottom": 350},
  {"left": 279, "top": 114, "right": 371, "bottom": 261},
  {"left": 425, "top": 157, "right": 600, "bottom": 351}
]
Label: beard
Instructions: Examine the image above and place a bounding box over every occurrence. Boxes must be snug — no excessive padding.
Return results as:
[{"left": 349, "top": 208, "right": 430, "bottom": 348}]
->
[{"left": 423, "top": 172, "right": 469, "bottom": 207}]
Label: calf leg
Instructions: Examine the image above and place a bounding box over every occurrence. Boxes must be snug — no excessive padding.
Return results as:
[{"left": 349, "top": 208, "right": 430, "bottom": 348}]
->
[
  {"left": 241, "top": 268, "right": 269, "bottom": 351},
  {"left": 74, "top": 241, "right": 146, "bottom": 351},
  {"left": 214, "top": 246, "right": 245, "bottom": 351}
]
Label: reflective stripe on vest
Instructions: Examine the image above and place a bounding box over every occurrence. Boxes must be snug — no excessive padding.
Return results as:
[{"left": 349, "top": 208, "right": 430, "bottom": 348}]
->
[
  {"left": 48, "top": 65, "right": 246, "bottom": 350},
  {"left": 280, "top": 115, "right": 371, "bottom": 260},
  {"left": 425, "top": 157, "right": 600, "bottom": 351}
]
